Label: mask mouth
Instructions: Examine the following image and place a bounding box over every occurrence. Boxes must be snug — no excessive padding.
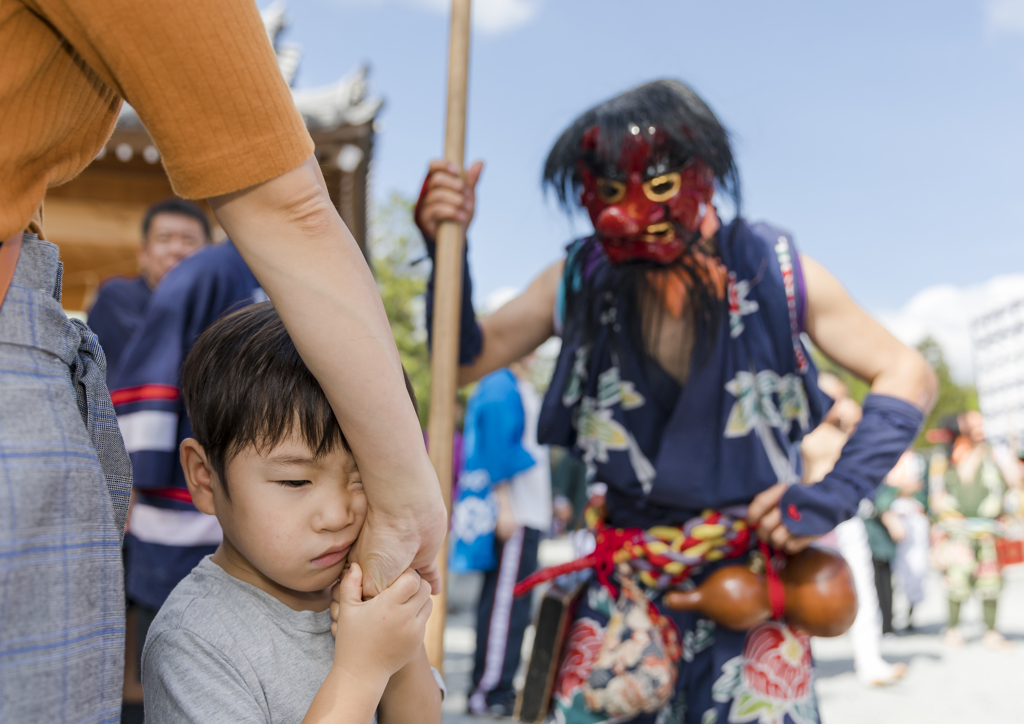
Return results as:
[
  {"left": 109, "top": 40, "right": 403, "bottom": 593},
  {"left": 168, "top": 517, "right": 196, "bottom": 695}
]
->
[{"left": 642, "top": 222, "right": 674, "bottom": 241}]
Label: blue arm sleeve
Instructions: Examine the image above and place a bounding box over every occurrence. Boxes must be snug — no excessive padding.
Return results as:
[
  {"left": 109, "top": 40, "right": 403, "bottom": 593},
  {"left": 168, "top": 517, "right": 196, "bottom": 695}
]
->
[
  {"left": 425, "top": 237, "right": 483, "bottom": 366},
  {"left": 780, "top": 394, "right": 924, "bottom": 537}
]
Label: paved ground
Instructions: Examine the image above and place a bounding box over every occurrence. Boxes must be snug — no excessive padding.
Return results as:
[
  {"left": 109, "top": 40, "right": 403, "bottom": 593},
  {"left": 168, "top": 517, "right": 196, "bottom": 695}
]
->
[{"left": 441, "top": 542, "right": 1024, "bottom": 724}]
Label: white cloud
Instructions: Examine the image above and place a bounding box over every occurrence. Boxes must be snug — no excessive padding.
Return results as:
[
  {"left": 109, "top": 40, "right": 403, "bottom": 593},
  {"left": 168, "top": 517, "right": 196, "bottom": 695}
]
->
[
  {"left": 876, "top": 274, "right": 1024, "bottom": 383},
  {"left": 338, "top": 0, "right": 542, "bottom": 34},
  {"left": 984, "top": 0, "right": 1024, "bottom": 35}
]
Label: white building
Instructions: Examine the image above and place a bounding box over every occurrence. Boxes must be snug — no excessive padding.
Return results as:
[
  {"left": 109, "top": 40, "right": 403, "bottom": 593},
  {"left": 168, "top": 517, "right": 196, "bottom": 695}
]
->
[{"left": 972, "top": 297, "right": 1024, "bottom": 448}]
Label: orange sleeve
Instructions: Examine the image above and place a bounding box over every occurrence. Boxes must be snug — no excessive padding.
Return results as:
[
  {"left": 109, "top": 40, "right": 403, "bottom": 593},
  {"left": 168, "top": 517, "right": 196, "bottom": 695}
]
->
[{"left": 25, "top": 0, "right": 314, "bottom": 199}]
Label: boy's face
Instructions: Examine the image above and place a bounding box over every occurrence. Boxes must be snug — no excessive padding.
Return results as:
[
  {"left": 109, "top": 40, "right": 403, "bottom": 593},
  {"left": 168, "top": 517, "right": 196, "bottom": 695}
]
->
[{"left": 212, "top": 433, "right": 366, "bottom": 597}]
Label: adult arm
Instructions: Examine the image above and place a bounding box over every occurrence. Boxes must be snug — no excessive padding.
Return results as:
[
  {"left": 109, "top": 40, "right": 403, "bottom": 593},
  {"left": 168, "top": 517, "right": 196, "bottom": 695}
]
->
[
  {"left": 416, "top": 160, "right": 561, "bottom": 386},
  {"left": 458, "top": 262, "right": 562, "bottom": 385},
  {"left": 749, "top": 255, "right": 937, "bottom": 551},
  {"left": 210, "top": 158, "right": 446, "bottom": 596},
  {"left": 23, "top": 0, "right": 444, "bottom": 595}
]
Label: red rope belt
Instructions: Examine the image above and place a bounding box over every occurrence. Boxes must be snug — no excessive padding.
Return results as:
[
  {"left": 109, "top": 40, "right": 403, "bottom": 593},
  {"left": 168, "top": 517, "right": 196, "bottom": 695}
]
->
[{"left": 514, "top": 508, "right": 755, "bottom": 598}]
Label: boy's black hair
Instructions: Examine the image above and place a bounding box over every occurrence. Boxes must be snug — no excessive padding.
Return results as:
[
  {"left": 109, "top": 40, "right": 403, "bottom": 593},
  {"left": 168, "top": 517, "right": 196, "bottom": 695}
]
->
[
  {"left": 142, "top": 198, "right": 212, "bottom": 243},
  {"left": 543, "top": 79, "right": 740, "bottom": 212},
  {"left": 182, "top": 302, "right": 418, "bottom": 496}
]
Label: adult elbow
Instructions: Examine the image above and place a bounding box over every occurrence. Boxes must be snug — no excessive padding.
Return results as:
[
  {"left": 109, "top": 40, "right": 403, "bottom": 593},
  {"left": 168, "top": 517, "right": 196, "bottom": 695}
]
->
[
  {"left": 279, "top": 182, "right": 340, "bottom": 240},
  {"left": 910, "top": 349, "right": 939, "bottom": 413}
]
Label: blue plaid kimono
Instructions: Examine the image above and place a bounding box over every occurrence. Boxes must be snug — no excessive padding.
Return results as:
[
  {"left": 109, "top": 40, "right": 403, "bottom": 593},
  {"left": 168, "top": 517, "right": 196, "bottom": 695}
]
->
[{"left": 0, "top": 235, "right": 131, "bottom": 724}]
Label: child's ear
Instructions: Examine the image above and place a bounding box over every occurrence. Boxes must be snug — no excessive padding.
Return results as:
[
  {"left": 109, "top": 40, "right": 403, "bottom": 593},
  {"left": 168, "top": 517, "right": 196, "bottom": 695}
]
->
[{"left": 180, "top": 438, "right": 217, "bottom": 515}]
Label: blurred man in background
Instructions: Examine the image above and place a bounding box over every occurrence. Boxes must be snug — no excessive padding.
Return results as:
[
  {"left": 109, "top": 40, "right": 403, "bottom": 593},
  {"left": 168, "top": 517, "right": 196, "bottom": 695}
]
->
[
  {"left": 111, "top": 238, "right": 265, "bottom": 704},
  {"left": 87, "top": 198, "right": 210, "bottom": 379}
]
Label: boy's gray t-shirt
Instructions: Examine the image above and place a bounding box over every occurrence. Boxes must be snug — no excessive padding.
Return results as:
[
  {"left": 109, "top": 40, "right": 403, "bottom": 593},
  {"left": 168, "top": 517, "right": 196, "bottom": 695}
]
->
[{"left": 142, "top": 556, "right": 339, "bottom": 723}]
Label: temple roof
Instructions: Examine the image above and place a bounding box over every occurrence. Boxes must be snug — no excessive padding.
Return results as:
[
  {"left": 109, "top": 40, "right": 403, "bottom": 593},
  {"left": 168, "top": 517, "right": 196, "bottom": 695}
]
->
[{"left": 114, "top": 1, "right": 383, "bottom": 136}]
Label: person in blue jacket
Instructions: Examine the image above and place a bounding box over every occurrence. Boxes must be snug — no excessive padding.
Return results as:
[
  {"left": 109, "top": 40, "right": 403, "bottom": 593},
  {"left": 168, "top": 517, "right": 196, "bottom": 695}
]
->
[
  {"left": 417, "top": 80, "right": 936, "bottom": 724},
  {"left": 110, "top": 239, "right": 266, "bottom": 673},
  {"left": 454, "top": 358, "right": 552, "bottom": 717},
  {"left": 87, "top": 198, "right": 210, "bottom": 380}
]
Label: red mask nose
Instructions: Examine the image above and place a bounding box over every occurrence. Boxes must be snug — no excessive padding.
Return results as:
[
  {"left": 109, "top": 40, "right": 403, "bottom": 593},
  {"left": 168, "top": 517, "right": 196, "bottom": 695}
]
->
[{"left": 595, "top": 206, "right": 641, "bottom": 238}]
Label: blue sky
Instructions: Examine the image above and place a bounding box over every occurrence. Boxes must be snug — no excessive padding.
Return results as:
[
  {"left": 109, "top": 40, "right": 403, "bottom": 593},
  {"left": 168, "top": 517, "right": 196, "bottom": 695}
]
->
[{"left": 284, "top": 0, "right": 1024, "bottom": 319}]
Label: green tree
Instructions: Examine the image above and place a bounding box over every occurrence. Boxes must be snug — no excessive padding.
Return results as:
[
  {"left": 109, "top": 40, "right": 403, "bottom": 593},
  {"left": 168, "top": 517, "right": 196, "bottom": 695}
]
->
[
  {"left": 369, "top": 194, "right": 432, "bottom": 427},
  {"left": 811, "top": 335, "right": 976, "bottom": 448},
  {"left": 914, "top": 335, "right": 978, "bottom": 445}
]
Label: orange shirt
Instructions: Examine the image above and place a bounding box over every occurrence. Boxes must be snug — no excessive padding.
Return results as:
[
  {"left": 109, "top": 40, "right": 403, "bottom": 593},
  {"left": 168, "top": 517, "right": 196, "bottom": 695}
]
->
[{"left": 0, "top": 0, "right": 314, "bottom": 240}]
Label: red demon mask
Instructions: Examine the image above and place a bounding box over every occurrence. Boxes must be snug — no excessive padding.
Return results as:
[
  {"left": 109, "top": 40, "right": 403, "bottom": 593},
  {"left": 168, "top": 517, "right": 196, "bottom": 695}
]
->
[{"left": 579, "top": 125, "right": 715, "bottom": 265}]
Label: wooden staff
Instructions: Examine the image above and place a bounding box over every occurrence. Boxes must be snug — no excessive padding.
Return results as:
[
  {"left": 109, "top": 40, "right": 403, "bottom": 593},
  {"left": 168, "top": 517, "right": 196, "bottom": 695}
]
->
[{"left": 424, "top": 0, "right": 472, "bottom": 674}]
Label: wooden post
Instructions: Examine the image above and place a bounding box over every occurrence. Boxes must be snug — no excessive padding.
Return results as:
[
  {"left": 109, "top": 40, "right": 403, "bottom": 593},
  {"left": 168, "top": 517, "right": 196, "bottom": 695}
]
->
[{"left": 424, "top": 0, "right": 472, "bottom": 674}]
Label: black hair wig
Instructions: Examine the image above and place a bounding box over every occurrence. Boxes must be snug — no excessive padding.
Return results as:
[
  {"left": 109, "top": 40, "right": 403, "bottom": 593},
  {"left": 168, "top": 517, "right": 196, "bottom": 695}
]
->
[
  {"left": 543, "top": 79, "right": 740, "bottom": 213},
  {"left": 544, "top": 80, "right": 741, "bottom": 373}
]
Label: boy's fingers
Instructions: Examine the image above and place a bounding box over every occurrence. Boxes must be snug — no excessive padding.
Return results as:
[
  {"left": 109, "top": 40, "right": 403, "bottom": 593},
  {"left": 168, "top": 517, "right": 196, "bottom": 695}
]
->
[
  {"left": 418, "top": 561, "right": 443, "bottom": 596},
  {"left": 338, "top": 563, "right": 364, "bottom": 604},
  {"left": 414, "top": 576, "right": 431, "bottom": 605},
  {"left": 384, "top": 569, "right": 423, "bottom": 605},
  {"left": 415, "top": 594, "right": 434, "bottom": 623}
]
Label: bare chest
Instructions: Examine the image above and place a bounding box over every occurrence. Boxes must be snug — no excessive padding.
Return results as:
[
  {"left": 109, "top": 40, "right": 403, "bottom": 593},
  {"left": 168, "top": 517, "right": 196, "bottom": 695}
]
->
[{"left": 640, "top": 299, "right": 696, "bottom": 386}]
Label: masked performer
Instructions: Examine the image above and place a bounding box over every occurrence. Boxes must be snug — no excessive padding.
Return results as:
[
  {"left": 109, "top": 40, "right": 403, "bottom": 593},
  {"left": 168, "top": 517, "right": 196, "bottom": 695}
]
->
[{"left": 418, "top": 80, "right": 935, "bottom": 724}]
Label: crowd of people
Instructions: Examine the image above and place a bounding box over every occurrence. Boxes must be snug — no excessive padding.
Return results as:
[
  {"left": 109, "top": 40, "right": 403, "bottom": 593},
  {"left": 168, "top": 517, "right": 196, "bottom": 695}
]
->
[{"left": 1, "top": 4, "right": 1020, "bottom": 724}]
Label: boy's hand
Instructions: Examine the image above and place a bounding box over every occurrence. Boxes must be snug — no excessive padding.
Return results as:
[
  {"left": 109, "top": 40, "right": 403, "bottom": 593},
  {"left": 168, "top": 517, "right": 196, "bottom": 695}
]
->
[
  {"left": 415, "top": 160, "right": 484, "bottom": 240},
  {"left": 330, "top": 564, "right": 433, "bottom": 684}
]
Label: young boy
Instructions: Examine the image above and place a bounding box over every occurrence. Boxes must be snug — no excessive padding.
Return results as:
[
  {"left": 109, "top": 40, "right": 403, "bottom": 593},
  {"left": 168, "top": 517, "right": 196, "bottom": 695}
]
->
[{"left": 141, "top": 302, "right": 444, "bottom": 723}]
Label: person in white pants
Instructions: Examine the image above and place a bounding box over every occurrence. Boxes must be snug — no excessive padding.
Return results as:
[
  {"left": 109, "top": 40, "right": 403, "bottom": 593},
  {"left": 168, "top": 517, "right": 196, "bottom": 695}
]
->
[
  {"left": 834, "top": 513, "right": 907, "bottom": 684},
  {"left": 888, "top": 451, "right": 930, "bottom": 628},
  {"left": 802, "top": 372, "right": 906, "bottom": 686}
]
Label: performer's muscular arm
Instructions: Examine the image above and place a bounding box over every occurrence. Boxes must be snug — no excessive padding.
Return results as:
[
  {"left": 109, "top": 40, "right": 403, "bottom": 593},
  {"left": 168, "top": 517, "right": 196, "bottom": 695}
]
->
[
  {"left": 748, "top": 255, "right": 937, "bottom": 552},
  {"left": 801, "top": 256, "right": 936, "bottom": 409},
  {"left": 459, "top": 262, "right": 562, "bottom": 386},
  {"left": 417, "top": 160, "right": 562, "bottom": 386}
]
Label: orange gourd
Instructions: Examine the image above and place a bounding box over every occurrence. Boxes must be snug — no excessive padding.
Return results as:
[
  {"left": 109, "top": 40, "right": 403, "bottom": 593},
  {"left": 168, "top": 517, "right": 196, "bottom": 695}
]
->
[{"left": 663, "top": 547, "right": 857, "bottom": 637}]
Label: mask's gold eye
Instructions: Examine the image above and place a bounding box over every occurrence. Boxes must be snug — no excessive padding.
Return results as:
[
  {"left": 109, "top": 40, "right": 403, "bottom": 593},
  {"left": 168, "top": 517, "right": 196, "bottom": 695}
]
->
[
  {"left": 643, "top": 172, "right": 682, "bottom": 203},
  {"left": 595, "top": 178, "right": 626, "bottom": 203}
]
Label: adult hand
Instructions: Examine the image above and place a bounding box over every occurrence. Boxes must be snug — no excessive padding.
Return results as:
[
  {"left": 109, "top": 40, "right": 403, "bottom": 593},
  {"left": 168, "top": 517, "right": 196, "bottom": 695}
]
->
[
  {"left": 747, "top": 483, "right": 818, "bottom": 554},
  {"left": 330, "top": 564, "right": 433, "bottom": 681},
  {"left": 416, "top": 160, "right": 484, "bottom": 240},
  {"left": 353, "top": 499, "right": 447, "bottom": 598}
]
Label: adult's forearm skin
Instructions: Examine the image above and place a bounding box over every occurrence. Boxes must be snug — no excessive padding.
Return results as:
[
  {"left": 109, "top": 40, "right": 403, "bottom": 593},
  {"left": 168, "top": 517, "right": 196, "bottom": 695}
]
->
[{"left": 209, "top": 157, "right": 444, "bottom": 529}]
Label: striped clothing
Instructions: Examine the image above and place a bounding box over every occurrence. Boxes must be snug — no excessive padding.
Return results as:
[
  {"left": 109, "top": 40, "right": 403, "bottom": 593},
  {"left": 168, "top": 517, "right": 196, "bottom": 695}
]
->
[
  {"left": 111, "top": 241, "right": 263, "bottom": 609},
  {"left": 0, "top": 235, "right": 132, "bottom": 723}
]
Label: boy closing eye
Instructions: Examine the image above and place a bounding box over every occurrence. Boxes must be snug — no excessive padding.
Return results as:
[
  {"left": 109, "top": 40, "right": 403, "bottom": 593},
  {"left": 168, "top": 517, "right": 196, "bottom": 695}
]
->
[{"left": 141, "top": 302, "right": 443, "bottom": 724}]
